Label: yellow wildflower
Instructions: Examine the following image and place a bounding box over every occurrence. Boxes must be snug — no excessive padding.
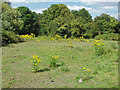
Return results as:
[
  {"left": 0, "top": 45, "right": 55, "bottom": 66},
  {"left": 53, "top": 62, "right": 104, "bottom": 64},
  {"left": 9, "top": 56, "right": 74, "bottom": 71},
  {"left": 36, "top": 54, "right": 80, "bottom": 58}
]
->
[
  {"left": 67, "top": 39, "right": 69, "bottom": 41},
  {"left": 36, "top": 55, "right": 39, "bottom": 58},
  {"left": 33, "top": 55, "right": 36, "bottom": 59},
  {"left": 83, "top": 67, "right": 86, "bottom": 69},
  {"left": 87, "top": 69, "right": 90, "bottom": 72},
  {"left": 37, "top": 59, "right": 41, "bottom": 62},
  {"left": 69, "top": 42, "right": 72, "bottom": 44}
]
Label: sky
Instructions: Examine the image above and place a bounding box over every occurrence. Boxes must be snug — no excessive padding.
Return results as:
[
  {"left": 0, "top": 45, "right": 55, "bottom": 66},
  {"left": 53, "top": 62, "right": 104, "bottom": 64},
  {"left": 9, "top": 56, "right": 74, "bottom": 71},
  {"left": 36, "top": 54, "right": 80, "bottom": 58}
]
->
[{"left": 9, "top": 0, "right": 119, "bottom": 19}]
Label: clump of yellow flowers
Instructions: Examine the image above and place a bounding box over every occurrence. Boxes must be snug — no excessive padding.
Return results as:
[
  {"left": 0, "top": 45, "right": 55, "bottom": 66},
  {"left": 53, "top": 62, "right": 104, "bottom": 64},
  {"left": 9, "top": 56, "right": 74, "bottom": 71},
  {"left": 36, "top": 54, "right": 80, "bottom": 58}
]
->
[
  {"left": 91, "top": 39, "right": 105, "bottom": 56},
  {"left": 21, "top": 33, "right": 35, "bottom": 40},
  {"left": 80, "top": 36, "right": 84, "bottom": 40},
  {"left": 55, "top": 35, "right": 61, "bottom": 41},
  {"left": 50, "top": 55, "right": 59, "bottom": 68},
  {"left": 30, "top": 55, "right": 42, "bottom": 72},
  {"left": 83, "top": 67, "right": 90, "bottom": 72},
  {"left": 91, "top": 39, "right": 104, "bottom": 46}
]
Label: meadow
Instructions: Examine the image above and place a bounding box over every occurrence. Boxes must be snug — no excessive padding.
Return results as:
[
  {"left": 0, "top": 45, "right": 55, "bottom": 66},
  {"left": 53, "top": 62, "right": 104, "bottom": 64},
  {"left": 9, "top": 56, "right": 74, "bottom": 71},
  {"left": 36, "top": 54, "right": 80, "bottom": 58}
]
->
[{"left": 2, "top": 36, "right": 118, "bottom": 88}]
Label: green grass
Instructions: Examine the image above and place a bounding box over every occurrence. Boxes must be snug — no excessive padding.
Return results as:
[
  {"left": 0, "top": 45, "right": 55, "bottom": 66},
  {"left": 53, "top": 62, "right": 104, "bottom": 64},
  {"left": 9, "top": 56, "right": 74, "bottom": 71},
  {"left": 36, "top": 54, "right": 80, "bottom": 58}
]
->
[{"left": 2, "top": 37, "right": 118, "bottom": 88}]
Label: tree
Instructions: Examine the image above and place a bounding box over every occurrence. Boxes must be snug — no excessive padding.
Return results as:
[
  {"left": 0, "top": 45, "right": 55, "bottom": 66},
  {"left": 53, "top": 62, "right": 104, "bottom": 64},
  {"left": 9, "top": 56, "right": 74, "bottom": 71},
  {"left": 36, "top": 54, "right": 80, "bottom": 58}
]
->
[
  {"left": 46, "top": 13, "right": 74, "bottom": 36},
  {"left": 2, "top": 2, "right": 23, "bottom": 34},
  {"left": 94, "top": 13, "right": 118, "bottom": 34},
  {"left": 39, "top": 4, "right": 71, "bottom": 35},
  {"left": 71, "top": 8, "right": 92, "bottom": 22},
  {"left": 17, "top": 7, "right": 40, "bottom": 35}
]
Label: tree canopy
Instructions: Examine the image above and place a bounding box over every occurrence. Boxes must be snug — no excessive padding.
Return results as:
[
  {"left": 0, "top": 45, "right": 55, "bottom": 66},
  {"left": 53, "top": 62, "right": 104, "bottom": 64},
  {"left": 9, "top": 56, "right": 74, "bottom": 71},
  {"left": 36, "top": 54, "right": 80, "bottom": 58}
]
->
[{"left": 2, "top": 3, "right": 119, "bottom": 39}]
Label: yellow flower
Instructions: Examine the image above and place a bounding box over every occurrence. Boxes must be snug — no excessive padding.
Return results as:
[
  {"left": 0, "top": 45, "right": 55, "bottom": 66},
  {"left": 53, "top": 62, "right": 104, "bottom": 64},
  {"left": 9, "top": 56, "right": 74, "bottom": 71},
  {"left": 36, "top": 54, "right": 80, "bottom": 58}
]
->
[
  {"left": 69, "top": 42, "right": 72, "bottom": 44},
  {"left": 33, "top": 55, "right": 36, "bottom": 59},
  {"left": 91, "top": 44, "right": 94, "bottom": 46},
  {"left": 74, "top": 38, "right": 77, "bottom": 40},
  {"left": 87, "top": 69, "right": 90, "bottom": 72},
  {"left": 52, "top": 55, "right": 59, "bottom": 59},
  {"left": 83, "top": 67, "right": 86, "bottom": 69},
  {"left": 97, "top": 44, "right": 100, "bottom": 45},
  {"left": 37, "top": 59, "right": 41, "bottom": 62},
  {"left": 69, "top": 44, "right": 73, "bottom": 46},
  {"left": 67, "top": 39, "right": 69, "bottom": 41},
  {"left": 36, "top": 55, "right": 38, "bottom": 58}
]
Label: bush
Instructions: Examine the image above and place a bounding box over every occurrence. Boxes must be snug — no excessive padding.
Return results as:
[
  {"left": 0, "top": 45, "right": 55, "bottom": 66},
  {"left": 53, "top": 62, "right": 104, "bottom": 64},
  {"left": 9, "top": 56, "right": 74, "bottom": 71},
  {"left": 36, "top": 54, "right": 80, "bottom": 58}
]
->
[
  {"left": 2, "top": 30, "right": 24, "bottom": 46},
  {"left": 94, "top": 33, "right": 118, "bottom": 41},
  {"left": 91, "top": 39, "right": 105, "bottom": 56}
]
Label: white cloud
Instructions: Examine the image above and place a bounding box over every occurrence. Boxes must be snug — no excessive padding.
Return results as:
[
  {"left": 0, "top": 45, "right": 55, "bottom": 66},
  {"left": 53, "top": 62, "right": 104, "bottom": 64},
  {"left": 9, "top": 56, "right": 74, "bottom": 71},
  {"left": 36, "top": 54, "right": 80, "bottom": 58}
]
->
[
  {"left": 101, "top": 6, "right": 116, "bottom": 9},
  {"left": 9, "top": 0, "right": 30, "bottom": 4},
  {"left": 83, "top": 2, "right": 97, "bottom": 5},
  {"left": 9, "top": 0, "right": 27, "bottom": 2},
  {"left": 81, "top": 0, "right": 119, "bottom": 2},
  {"left": 9, "top": 0, "right": 120, "bottom": 2},
  {"left": 110, "top": 13, "right": 118, "bottom": 19},
  {"left": 67, "top": 5, "right": 91, "bottom": 11},
  {"left": 32, "top": 8, "right": 47, "bottom": 13},
  {"left": 12, "top": 6, "right": 18, "bottom": 8},
  {"left": 67, "top": 5, "right": 102, "bottom": 14},
  {"left": 29, "top": 0, "right": 48, "bottom": 2}
]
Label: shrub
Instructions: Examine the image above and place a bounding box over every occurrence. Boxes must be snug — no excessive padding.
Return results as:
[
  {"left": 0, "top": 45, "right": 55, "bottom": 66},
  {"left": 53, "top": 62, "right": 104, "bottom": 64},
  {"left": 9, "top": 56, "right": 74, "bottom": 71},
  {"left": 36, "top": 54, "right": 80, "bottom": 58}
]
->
[
  {"left": 91, "top": 39, "right": 105, "bottom": 56},
  {"left": 2, "top": 30, "right": 24, "bottom": 46},
  {"left": 30, "top": 55, "right": 42, "bottom": 72},
  {"left": 94, "top": 33, "right": 118, "bottom": 41}
]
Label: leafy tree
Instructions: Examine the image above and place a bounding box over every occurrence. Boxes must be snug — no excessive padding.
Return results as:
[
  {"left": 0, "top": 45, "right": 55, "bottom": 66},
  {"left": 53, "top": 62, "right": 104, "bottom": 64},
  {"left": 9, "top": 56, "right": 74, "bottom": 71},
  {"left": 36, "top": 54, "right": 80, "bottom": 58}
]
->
[
  {"left": 46, "top": 13, "right": 75, "bottom": 36},
  {"left": 17, "top": 7, "right": 40, "bottom": 35},
  {"left": 2, "top": 2, "right": 23, "bottom": 34},
  {"left": 39, "top": 4, "right": 71, "bottom": 35},
  {"left": 71, "top": 8, "right": 92, "bottom": 22},
  {"left": 94, "top": 13, "right": 118, "bottom": 34}
]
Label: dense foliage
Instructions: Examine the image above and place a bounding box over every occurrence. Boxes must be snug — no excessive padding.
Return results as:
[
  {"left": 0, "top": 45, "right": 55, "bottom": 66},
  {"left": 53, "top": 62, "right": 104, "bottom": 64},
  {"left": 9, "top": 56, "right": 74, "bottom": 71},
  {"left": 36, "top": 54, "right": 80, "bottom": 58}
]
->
[{"left": 1, "top": 2, "right": 119, "bottom": 45}]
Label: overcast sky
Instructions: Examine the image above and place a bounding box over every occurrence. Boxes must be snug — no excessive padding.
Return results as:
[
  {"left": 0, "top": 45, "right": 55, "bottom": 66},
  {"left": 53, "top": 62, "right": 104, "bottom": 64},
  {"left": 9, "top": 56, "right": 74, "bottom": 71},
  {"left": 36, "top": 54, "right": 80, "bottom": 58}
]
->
[{"left": 9, "top": 0, "right": 119, "bottom": 19}]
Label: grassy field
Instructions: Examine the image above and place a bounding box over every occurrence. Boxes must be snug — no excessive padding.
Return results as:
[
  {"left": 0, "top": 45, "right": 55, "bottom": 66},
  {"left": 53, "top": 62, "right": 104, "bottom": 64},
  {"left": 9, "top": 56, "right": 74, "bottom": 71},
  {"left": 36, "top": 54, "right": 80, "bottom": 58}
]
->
[{"left": 2, "top": 37, "right": 118, "bottom": 88}]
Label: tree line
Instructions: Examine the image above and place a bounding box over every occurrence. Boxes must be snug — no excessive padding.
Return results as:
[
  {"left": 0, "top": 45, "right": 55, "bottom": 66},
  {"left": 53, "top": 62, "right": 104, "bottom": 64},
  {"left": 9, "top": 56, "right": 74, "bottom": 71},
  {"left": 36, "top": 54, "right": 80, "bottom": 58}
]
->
[{"left": 1, "top": 2, "right": 119, "bottom": 45}]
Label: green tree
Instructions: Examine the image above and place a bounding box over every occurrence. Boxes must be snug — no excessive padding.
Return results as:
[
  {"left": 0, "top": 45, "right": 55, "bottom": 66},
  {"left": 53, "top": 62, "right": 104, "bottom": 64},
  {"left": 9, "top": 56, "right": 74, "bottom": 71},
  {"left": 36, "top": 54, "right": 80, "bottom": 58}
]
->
[
  {"left": 39, "top": 4, "right": 71, "bottom": 35},
  {"left": 17, "top": 7, "right": 40, "bottom": 35},
  {"left": 2, "top": 2, "right": 23, "bottom": 34},
  {"left": 94, "top": 13, "right": 118, "bottom": 34},
  {"left": 71, "top": 8, "right": 92, "bottom": 22}
]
